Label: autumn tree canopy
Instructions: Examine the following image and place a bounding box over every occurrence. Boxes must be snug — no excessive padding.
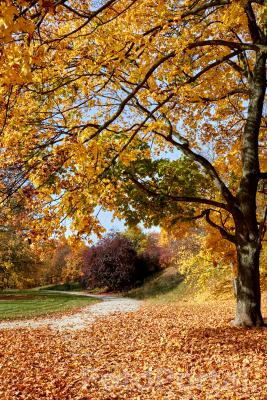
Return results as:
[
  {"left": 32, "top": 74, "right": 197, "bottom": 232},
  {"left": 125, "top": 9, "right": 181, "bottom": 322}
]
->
[{"left": 0, "top": 0, "right": 266, "bottom": 326}]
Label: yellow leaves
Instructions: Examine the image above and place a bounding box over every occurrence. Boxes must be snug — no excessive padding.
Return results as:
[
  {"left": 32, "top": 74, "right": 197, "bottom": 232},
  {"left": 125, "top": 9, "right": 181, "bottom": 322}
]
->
[
  {"left": 0, "top": 3, "right": 34, "bottom": 44},
  {"left": 0, "top": 0, "right": 261, "bottom": 243},
  {"left": 0, "top": 3, "right": 18, "bottom": 39},
  {"left": 221, "top": 1, "right": 247, "bottom": 29},
  {"left": 173, "top": 223, "right": 236, "bottom": 294},
  {"left": 1, "top": 43, "right": 33, "bottom": 86},
  {"left": 15, "top": 17, "right": 35, "bottom": 34},
  {"left": 147, "top": 76, "right": 158, "bottom": 92},
  {"left": 157, "top": 0, "right": 166, "bottom": 15},
  {"left": 32, "top": 46, "right": 46, "bottom": 64}
]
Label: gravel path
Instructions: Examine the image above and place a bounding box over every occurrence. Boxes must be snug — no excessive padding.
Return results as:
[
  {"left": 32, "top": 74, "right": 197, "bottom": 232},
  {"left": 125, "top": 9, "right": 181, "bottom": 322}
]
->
[{"left": 0, "top": 293, "right": 142, "bottom": 331}]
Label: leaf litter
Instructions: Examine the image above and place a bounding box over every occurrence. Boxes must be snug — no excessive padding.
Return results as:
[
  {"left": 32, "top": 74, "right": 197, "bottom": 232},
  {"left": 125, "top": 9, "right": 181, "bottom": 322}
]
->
[{"left": 0, "top": 299, "right": 266, "bottom": 399}]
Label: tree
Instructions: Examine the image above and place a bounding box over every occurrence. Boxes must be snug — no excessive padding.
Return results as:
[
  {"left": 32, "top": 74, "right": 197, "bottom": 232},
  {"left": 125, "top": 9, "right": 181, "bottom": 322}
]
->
[
  {"left": 46, "top": 239, "right": 71, "bottom": 284},
  {"left": 82, "top": 233, "right": 141, "bottom": 291},
  {"left": 0, "top": 230, "right": 43, "bottom": 290},
  {"left": 172, "top": 224, "right": 237, "bottom": 294},
  {"left": 124, "top": 227, "right": 166, "bottom": 273},
  {"left": 0, "top": 1, "right": 266, "bottom": 326},
  {"left": 113, "top": 157, "right": 214, "bottom": 227},
  {"left": 61, "top": 246, "right": 88, "bottom": 285}
]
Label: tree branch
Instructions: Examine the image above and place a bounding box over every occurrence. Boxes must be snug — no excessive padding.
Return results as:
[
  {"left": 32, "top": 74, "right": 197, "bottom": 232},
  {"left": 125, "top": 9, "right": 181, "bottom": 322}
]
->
[
  {"left": 153, "top": 131, "right": 238, "bottom": 211},
  {"left": 44, "top": 0, "right": 119, "bottom": 43},
  {"left": 205, "top": 209, "right": 236, "bottom": 243},
  {"left": 195, "top": 88, "right": 249, "bottom": 103},
  {"left": 187, "top": 40, "right": 265, "bottom": 52},
  {"left": 99, "top": 95, "right": 173, "bottom": 178},
  {"left": 82, "top": 52, "right": 175, "bottom": 143},
  {"left": 143, "top": 0, "right": 230, "bottom": 37},
  {"left": 244, "top": 2, "right": 262, "bottom": 43},
  {"left": 127, "top": 174, "right": 236, "bottom": 242},
  {"left": 185, "top": 51, "right": 243, "bottom": 83},
  {"left": 128, "top": 174, "right": 230, "bottom": 211}
]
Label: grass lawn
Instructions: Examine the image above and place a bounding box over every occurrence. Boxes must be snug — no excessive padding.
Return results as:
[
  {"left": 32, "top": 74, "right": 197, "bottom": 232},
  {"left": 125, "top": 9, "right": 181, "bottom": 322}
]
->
[{"left": 0, "top": 290, "right": 97, "bottom": 321}]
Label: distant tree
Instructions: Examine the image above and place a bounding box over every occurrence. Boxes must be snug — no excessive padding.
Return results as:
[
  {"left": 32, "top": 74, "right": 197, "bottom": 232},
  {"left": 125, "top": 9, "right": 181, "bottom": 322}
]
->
[
  {"left": 82, "top": 233, "right": 144, "bottom": 291},
  {"left": 0, "top": 230, "right": 42, "bottom": 290},
  {"left": 123, "top": 227, "right": 174, "bottom": 272},
  {"left": 137, "top": 233, "right": 162, "bottom": 275},
  {"left": 46, "top": 239, "right": 71, "bottom": 284},
  {"left": 123, "top": 226, "right": 148, "bottom": 254},
  {"left": 61, "top": 246, "right": 88, "bottom": 285}
]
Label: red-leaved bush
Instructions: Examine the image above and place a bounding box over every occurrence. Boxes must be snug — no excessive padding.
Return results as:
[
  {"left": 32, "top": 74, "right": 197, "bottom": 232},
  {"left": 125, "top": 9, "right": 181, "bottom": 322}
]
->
[{"left": 81, "top": 233, "right": 143, "bottom": 291}]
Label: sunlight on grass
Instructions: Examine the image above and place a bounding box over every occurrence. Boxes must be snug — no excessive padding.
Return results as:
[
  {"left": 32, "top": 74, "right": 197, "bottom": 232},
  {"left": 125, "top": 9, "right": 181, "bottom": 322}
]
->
[
  {"left": 0, "top": 290, "right": 97, "bottom": 320},
  {"left": 127, "top": 267, "right": 186, "bottom": 301}
]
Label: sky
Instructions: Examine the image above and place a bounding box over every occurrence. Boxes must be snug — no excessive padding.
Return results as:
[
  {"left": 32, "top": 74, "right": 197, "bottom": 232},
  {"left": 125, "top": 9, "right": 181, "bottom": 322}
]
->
[
  {"left": 91, "top": 209, "right": 159, "bottom": 243},
  {"left": 98, "top": 209, "right": 125, "bottom": 232}
]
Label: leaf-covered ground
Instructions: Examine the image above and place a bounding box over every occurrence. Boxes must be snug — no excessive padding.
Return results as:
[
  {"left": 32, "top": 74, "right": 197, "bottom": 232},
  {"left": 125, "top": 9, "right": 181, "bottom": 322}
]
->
[{"left": 0, "top": 300, "right": 266, "bottom": 399}]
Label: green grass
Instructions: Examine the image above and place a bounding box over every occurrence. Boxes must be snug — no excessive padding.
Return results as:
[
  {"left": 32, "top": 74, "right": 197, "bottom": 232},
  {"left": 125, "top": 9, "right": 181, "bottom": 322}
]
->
[
  {"left": 0, "top": 290, "right": 97, "bottom": 321},
  {"left": 39, "top": 282, "right": 83, "bottom": 292},
  {"left": 127, "top": 267, "right": 234, "bottom": 304},
  {"left": 127, "top": 267, "right": 186, "bottom": 301}
]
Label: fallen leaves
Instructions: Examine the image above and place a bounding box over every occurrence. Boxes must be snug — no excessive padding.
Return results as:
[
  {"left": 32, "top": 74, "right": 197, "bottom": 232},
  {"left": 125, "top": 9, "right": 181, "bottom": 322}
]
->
[{"left": 0, "top": 299, "right": 266, "bottom": 399}]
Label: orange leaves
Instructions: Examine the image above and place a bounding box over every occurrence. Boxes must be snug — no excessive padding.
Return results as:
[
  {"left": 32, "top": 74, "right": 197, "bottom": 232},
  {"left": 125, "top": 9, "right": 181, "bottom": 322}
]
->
[{"left": 0, "top": 299, "right": 267, "bottom": 399}]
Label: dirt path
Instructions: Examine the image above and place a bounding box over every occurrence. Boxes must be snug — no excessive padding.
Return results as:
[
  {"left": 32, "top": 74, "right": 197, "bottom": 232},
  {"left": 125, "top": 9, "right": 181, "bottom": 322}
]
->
[{"left": 0, "top": 293, "right": 142, "bottom": 331}]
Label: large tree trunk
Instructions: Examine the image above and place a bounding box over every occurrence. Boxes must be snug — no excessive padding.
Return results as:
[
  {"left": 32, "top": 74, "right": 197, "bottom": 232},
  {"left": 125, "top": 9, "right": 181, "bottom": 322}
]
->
[
  {"left": 232, "top": 51, "right": 266, "bottom": 327},
  {"left": 233, "top": 239, "right": 264, "bottom": 327}
]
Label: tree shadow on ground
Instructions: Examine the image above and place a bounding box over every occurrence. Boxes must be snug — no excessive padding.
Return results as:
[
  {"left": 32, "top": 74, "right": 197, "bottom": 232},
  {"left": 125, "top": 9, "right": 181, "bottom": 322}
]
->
[{"left": 181, "top": 323, "right": 267, "bottom": 358}]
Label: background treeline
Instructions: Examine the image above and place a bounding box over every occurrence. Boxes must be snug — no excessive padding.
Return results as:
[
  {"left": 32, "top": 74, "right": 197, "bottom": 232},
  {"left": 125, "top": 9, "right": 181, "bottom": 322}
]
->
[
  {"left": 0, "top": 226, "right": 173, "bottom": 291},
  {"left": 1, "top": 222, "right": 267, "bottom": 294}
]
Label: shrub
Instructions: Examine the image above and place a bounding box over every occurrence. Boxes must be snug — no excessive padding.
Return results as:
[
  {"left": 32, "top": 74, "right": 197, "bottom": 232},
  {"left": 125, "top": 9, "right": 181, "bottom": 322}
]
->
[{"left": 82, "top": 233, "right": 142, "bottom": 291}]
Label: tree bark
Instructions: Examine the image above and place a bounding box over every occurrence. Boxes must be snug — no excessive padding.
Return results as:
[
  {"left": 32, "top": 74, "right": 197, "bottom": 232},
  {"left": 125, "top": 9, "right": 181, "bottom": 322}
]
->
[
  {"left": 233, "top": 52, "right": 266, "bottom": 327},
  {"left": 233, "top": 239, "right": 264, "bottom": 327}
]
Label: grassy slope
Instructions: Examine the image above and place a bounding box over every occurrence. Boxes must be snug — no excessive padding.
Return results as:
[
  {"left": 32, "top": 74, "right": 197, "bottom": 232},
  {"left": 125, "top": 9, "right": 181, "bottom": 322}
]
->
[
  {"left": 127, "top": 266, "right": 233, "bottom": 303},
  {"left": 0, "top": 290, "right": 97, "bottom": 321},
  {"left": 128, "top": 267, "right": 267, "bottom": 309},
  {"left": 127, "top": 267, "right": 190, "bottom": 301}
]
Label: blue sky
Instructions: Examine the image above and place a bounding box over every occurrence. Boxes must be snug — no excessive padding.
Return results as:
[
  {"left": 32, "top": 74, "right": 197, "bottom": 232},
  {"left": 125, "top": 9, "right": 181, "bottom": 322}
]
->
[{"left": 98, "top": 209, "right": 125, "bottom": 232}]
